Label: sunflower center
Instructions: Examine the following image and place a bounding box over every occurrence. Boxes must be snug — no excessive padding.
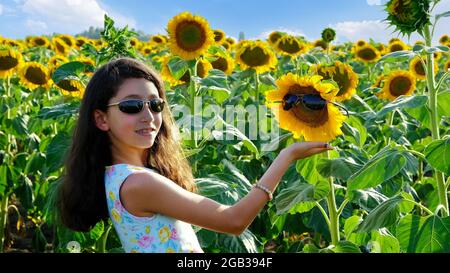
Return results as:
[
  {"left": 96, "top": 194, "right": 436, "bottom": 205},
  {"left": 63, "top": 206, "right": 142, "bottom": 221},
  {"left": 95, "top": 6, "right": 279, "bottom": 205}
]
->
[
  {"left": 390, "top": 44, "right": 404, "bottom": 52},
  {"left": 35, "top": 38, "right": 46, "bottom": 46},
  {"left": 56, "top": 80, "right": 79, "bottom": 92},
  {"left": 319, "top": 68, "right": 351, "bottom": 97},
  {"left": 278, "top": 39, "right": 302, "bottom": 54},
  {"left": 55, "top": 41, "right": 67, "bottom": 54},
  {"left": 25, "top": 67, "right": 47, "bottom": 85},
  {"left": 240, "top": 46, "right": 270, "bottom": 67},
  {"left": 176, "top": 21, "right": 206, "bottom": 52},
  {"left": 269, "top": 33, "right": 282, "bottom": 44},
  {"left": 414, "top": 61, "right": 425, "bottom": 76},
  {"left": 153, "top": 37, "right": 163, "bottom": 43},
  {"left": 389, "top": 76, "right": 412, "bottom": 96},
  {"left": 0, "top": 56, "right": 19, "bottom": 70},
  {"left": 214, "top": 31, "right": 224, "bottom": 42},
  {"left": 211, "top": 57, "right": 228, "bottom": 72},
  {"left": 357, "top": 48, "right": 377, "bottom": 61}
]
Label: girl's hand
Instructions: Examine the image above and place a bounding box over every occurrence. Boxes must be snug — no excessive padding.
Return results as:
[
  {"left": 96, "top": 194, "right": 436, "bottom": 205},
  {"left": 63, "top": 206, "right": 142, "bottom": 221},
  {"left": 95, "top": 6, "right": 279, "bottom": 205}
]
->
[{"left": 282, "top": 141, "right": 334, "bottom": 161}]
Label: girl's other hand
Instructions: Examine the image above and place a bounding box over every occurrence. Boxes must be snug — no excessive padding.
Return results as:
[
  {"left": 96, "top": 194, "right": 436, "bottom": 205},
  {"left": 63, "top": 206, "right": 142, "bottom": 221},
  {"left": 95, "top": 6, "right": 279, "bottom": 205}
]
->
[{"left": 282, "top": 142, "right": 334, "bottom": 161}]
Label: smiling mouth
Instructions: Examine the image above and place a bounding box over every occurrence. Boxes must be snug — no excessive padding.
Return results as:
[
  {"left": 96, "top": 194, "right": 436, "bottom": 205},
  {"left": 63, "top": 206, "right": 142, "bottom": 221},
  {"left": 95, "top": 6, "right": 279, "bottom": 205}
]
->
[{"left": 135, "top": 128, "right": 155, "bottom": 136}]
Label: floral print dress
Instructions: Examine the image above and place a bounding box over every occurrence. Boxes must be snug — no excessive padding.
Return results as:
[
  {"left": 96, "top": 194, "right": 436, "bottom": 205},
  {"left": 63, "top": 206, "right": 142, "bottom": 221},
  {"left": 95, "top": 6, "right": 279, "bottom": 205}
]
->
[{"left": 105, "top": 164, "right": 203, "bottom": 253}]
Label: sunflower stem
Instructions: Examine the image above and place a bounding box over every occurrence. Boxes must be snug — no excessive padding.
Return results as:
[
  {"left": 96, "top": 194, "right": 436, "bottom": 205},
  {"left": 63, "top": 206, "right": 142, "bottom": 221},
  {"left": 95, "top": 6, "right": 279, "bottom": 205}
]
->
[
  {"left": 254, "top": 70, "right": 260, "bottom": 144},
  {"left": 188, "top": 63, "right": 198, "bottom": 174},
  {"left": 325, "top": 150, "right": 340, "bottom": 245},
  {"left": 386, "top": 111, "right": 395, "bottom": 145},
  {"left": 423, "top": 25, "right": 449, "bottom": 217},
  {"left": 0, "top": 194, "right": 8, "bottom": 253}
]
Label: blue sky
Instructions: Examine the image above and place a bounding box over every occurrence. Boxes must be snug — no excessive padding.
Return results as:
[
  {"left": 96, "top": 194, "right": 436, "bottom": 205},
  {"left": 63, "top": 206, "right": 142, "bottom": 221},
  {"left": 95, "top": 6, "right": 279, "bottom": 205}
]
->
[{"left": 0, "top": 0, "right": 449, "bottom": 43}]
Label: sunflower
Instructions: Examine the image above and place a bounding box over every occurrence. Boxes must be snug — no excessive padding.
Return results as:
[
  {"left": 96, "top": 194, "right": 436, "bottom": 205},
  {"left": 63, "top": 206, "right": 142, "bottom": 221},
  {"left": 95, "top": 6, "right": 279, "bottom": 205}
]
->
[
  {"left": 141, "top": 45, "right": 155, "bottom": 56},
  {"left": 75, "top": 37, "right": 89, "bottom": 49},
  {"left": 48, "top": 55, "right": 69, "bottom": 76},
  {"left": 210, "top": 54, "right": 235, "bottom": 75},
  {"left": 439, "top": 35, "right": 449, "bottom": 45},
  {"left": 160, "top": 56, "right": 185, "bottom": 86},
  {"left": 321, "top": 28, "right": 336, "bottom": 43},
  {"left": 445, "top": 59, "right": 450, "bottom": 72},
  {"left": 1, "top": 39, "right": 24, "bottom": 50},
  {"left": 19, "top": 62, "right": 50, "bottom": 90},
  {"left": 313, "top": 39, "right": 328, "bottom": 50},
  {"left": 221, "top": 41, "right": 232, "bottom": 51},
  {"left": 354, "top": 44, "right": 381, "bottom": 63},
  {"left": 167, "top": 12, "right": 215, "bottom": 60},
  {"left": 378, "top": 70, "right": 416, "bottom": 101},
  {"left": 375, "top": 43, "right": 387, "bottom": 55},
  {"left": 213, "top": 29, "right": 226, "bottom": 44},
  {"left": 235, "top": 40, "right": 277, "bottom": 74},
  {"left": 387, "top": 40, "right": 408, "bottom": 53},
  {"left": 268, "top": 31, "right": 283, "bottom": 47},
  {"left": 52, "top": 37, "right": 70, "bottom": 56},
  {"left": 355, "top": 40, "right": 367, "bottom": 48},
  {"left": 313, "top": 61, "right": 358, "bottom": 102},
  {"left": 31, "top": 36, "right": 50, "bottom": 48},
  {"left": 75, "top": 57, "right": 95, "bottom": 75},
  {"left": 151, "top": 35, "right": 167, "bottom": 45},
  {"left": 225, "top": 37, "right": 236, "bottom": 45},
  {"left": 58, "top": 35, "right": 76, "bottom": 48},
  {"left": 275, "top": 35, "right": 307, "bottom": 57},
  {"left": 409, "top": 56, "right": 438, "bottom": 80},
  {"left": 265, "top": 73, "right": 345, "bottom": 142},
  {"left": 0, "top": 48, "right": 23, "bottom": 78},
  {"left": 385, "top": 0, "right": 431, "bottom": 36},
  {"left": 55, "top": 79, "right": 85, "bottom": 98},
  {"left": 389, "top": 38, "right": 401, "bottom": 44}
]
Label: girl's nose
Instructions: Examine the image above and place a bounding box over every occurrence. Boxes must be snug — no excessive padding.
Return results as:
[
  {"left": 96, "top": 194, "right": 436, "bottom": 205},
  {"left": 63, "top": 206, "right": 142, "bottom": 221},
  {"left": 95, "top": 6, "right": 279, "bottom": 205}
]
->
[{"left": 141, "top": 102, "right": 154, "bottom": 121}]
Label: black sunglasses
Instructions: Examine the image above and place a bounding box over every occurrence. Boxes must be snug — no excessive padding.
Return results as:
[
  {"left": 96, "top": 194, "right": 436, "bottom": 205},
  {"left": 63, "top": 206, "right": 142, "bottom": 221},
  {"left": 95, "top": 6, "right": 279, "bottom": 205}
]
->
[
  {"left": 275, "top": 94, "right": 349, "bottom": 116},
  {"left": 107, "top": 98, "right": 165, "bottom": 114}
]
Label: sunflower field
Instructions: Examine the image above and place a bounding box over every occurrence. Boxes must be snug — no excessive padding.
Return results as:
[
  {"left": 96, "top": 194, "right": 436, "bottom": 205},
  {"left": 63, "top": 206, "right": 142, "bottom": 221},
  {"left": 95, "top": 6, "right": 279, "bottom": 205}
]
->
[{"left": 0, "top": 0, "right": 450, "bottom": 253}]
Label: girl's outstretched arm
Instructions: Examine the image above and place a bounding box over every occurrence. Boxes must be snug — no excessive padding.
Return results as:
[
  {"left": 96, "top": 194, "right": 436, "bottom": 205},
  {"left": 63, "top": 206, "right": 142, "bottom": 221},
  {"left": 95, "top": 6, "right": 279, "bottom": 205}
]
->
[{"left": 120, "top": 142, "right": 332, "bottom": 235}]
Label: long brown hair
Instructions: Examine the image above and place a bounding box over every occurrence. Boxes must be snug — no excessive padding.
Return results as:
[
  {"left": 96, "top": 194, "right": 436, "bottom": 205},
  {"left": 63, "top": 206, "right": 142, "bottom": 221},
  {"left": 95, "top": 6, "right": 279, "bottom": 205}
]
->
[{"left": 58, "top": 57, "right": 196, "bottom": 232}]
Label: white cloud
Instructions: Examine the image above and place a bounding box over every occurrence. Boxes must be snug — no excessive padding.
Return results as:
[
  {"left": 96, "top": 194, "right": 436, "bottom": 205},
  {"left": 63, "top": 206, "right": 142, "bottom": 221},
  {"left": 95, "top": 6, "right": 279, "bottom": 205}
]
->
[
  {"left": 0, "top": 4, "right": 3, "bottom": 15},
  {"left": 366, "top": 0, "right": 384, "bottom": 6},
  {"left": 25, "top": 19, "right": 48, "bottom": 30},
  {"left": 331, "top": 20, "right": 393, "bottom": 43},
  {"left": 20, "top": 0, "right": 136, "bottom": 34}
]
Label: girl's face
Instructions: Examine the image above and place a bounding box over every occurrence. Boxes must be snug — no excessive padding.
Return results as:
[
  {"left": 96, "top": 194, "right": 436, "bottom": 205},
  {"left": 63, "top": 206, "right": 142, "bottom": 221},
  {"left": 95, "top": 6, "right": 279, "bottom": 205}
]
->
[{"left": 95, "top": 78, "right": 163, "bottom": 154}]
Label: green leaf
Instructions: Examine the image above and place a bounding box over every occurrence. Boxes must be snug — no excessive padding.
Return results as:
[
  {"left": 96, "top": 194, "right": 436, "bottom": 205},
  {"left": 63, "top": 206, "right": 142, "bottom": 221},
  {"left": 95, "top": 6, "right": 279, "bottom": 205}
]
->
[
  {"left": 274, "top": 178, "right": 329, "bottom": 215},
  {"left": 436, "top": 11, "right": 450, "bottom": 22},
  {"left": 196, "top": 177, "right": 231, "bottom": 197},
  {"left": 342, "top": 116, "right": 367, "bottom": 147},
  {"left": 258, "top": 74, "right": 277, "bottom": 87},
  {"left": 369, "top": 228, "right": 400, "bottom": 253},
  {"left": 167, "top": 57, "right": 188, "bottom": 80},
  {"left": 397, "top": 215, "right": 450, "bottom": 253},
  {"left": 317, "top": 157, "right": 362, "bottom": 180},
  {"left": 52, "top": 61, "right": 86, "bottom": 83},
  {"left": 376, "top": 50, "right": 415, "bottom": 64},
  {"left": 46, "top": 131, "right": 71, "bottom": 173},
  {"left": 399, "top": 192, "right": 415, "bottom": 213},
  {"left": 348, "top": 148, "right": 407, "bottom": 191},
  {"left": 347, "top": 189, "right": 388, "bottom": 211},
  {"left": 424, "top": 137, "right": 450, "bottom": 176},
  {"left": 201, "top": 69, "right": 228, "bottom": 89},
  {"left": 296, "top": 154, "right": 321, "bottom": 184},
  {"left": 356, "top": 195, "right": 403, "bottom": 233},
  {"left": 89, "top": 221, "right": 104, "bottom": 241},
  {"left": 344, "top": 216, "right": 370, "bottom": 246},
  {"left": 37, "top": 102, "right": 80, "bottom": 120},
  {"left": 332, "top": 241, "right": 362, "bottom": 253},
  {"left": 208, "top": 86, "right": 230, "bottom": 104},
  {"left": 376, "top": 95, "right": 428, "bottom": 119}
]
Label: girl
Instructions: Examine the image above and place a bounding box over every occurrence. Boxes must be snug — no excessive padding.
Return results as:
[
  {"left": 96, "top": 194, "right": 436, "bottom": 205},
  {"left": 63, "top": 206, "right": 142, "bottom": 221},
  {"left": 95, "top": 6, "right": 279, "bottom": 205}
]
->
[{"left": 58, "top": 57, "right": 333, "bottom": 253}]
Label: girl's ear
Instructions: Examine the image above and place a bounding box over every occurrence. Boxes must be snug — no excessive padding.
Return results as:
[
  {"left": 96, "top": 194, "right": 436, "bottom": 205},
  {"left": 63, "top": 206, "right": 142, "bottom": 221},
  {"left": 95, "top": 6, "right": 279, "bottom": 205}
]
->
[{"left": 93, "top": 110, "right": 110, "bottom": 131}]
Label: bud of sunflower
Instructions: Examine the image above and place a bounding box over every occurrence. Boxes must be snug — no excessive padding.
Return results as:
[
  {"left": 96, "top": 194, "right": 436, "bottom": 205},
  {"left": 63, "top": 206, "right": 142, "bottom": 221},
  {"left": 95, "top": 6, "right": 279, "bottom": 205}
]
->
[
  {"left": 321, "top": 28, "right": 336, "bottom": 43},
  {"left": 384, "top": 0, "right": 431, "bottom": 36}
]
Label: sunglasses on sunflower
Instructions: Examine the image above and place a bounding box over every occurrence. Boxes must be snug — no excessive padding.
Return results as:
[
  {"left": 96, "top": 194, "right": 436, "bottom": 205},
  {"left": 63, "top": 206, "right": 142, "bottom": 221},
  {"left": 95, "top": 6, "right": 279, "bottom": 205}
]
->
[
  {"left": 107, "top": 98, "right": 165, "bottom": 114},
  {"left": 274, "top": 94, "right": 349, "bottom": 116}
]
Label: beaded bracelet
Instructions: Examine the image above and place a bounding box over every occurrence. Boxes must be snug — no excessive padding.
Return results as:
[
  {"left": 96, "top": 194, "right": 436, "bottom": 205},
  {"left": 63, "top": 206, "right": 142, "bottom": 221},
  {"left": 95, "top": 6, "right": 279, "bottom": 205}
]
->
[{"left": 253, "top": 183, "right": 273, "bottom": 201}]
